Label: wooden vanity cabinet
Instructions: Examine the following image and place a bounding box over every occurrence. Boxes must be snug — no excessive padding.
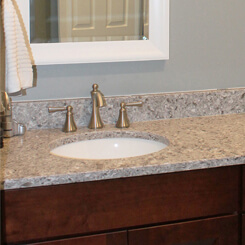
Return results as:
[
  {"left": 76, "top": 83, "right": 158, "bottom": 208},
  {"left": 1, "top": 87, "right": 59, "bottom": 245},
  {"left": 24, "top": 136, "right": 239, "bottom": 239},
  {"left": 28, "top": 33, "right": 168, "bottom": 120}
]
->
[{"left": 1, "top": 166, "right": 241, "bottom": 245}]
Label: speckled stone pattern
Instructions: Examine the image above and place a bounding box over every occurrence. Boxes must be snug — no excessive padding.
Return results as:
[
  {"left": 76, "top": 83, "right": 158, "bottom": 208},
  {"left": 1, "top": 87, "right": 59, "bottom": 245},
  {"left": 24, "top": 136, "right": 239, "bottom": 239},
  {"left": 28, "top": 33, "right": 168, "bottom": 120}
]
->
[
  {"left": 1, "top": 113, "right": 244, "bottom": 190},
  {"left": 12, "top": 88, "right": 245, "bottom": 130}
]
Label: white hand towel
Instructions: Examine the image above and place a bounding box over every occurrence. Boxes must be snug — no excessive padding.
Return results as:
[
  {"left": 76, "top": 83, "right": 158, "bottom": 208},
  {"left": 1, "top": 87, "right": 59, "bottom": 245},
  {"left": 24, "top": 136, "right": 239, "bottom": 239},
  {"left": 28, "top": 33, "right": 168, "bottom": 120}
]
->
[{"left": 2, "top": 0, "right": 34, "bottom": 94}]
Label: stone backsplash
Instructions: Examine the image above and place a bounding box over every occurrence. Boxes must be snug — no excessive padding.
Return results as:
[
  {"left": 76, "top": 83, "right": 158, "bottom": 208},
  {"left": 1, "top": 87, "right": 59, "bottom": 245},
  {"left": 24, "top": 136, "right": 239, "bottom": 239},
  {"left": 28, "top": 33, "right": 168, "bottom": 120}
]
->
[{"left": 12, "top": 88, "right": 245, "bottom": 130}]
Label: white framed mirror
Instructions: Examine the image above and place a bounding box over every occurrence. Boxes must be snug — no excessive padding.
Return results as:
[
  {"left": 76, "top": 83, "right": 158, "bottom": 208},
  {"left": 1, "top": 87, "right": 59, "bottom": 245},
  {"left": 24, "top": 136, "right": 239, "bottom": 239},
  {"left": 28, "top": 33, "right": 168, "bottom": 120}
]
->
[{"left": 17, "top": 0, "right": 169, "bottom": 65}]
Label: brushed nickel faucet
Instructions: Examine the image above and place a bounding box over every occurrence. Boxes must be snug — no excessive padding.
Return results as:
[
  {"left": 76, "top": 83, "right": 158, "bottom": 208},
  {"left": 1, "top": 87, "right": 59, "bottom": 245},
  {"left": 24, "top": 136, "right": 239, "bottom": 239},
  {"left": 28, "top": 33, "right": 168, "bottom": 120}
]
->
[
  {"left": 0, "top": 91, "right": 26, "bottom": 137},
  {"left": 116, "top": 101, "right": 143, "bottom": 128},
  {"left": 48, "top": 105, "right": 77, "bottom": 133},
  {"left": 88, "top": 84, "right": 107, "bottom": 129}
]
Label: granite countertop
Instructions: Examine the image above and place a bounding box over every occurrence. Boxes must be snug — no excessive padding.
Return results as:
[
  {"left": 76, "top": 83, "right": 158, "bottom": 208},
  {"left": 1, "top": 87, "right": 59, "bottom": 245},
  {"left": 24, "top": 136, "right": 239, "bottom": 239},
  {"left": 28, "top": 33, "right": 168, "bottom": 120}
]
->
[{"left": 1, "top": 113, "right": 245, "bottom": 190}]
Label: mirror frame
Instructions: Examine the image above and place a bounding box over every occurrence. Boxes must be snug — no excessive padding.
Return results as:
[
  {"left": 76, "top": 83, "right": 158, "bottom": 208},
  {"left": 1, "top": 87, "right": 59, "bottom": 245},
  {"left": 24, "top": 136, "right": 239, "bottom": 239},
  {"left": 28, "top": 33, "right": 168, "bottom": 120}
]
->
[{"left": 17, "top": 0, "right": 169, "bottom": 65}]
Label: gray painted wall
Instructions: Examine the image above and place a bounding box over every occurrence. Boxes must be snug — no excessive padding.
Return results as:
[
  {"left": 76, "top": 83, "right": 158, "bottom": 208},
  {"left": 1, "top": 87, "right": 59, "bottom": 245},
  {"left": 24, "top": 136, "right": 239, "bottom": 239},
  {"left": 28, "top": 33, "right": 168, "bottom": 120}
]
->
[{"left": 11, "top": 0, "right": 245, "bottom": 101}]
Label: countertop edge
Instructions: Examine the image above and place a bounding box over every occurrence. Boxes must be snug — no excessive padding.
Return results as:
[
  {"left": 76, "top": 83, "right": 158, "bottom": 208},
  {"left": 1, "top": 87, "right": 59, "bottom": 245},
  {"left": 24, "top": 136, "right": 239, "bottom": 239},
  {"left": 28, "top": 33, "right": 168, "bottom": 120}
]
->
[{"left": 2, "top": 156, "right": 245, "bottom": 190}]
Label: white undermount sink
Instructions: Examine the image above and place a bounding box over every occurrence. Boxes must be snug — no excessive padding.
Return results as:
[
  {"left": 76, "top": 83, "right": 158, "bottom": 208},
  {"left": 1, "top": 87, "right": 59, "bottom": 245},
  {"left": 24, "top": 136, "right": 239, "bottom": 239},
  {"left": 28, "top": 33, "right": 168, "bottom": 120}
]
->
[{"left": 50, "top": 135, "right": 168, "bottom": 160}]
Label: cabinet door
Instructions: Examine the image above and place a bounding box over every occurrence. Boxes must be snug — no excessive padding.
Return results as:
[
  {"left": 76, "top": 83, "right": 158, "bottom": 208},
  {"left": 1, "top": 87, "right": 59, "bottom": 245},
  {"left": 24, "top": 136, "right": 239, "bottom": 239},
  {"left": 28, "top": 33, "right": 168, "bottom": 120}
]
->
[
  {"left": 32, "top": 231, "right": 127, "bottom": 245},
  {"left": 128, "top": 215, "right": 238, "bottom": 245}
]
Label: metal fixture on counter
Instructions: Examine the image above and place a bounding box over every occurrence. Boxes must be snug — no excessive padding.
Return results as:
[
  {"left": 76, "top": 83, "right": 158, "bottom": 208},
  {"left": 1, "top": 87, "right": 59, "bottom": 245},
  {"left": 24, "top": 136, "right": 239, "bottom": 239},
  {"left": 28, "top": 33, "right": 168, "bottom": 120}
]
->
[
  {"left": 88, "top": 84, "right": 107, "bottom": 129},
  {"left": 48, "top": 105, "right": 77, "bottom": 133},
  {"left": 116, "top": 101, "right": 143, "bottom": 128},
  {"left": 0, "top": 91, "right": 26, "bottom": 138}
]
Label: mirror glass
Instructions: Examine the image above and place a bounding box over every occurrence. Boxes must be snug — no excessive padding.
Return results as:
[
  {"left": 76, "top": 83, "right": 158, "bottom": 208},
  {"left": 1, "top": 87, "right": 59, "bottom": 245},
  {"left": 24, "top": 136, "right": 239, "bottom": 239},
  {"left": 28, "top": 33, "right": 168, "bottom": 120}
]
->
[
  {"left": 30, "top": 0, "right": 149, "bottom": 43},
  {"left": 17, "top": 0, "right": 169, "bottom": 64}
]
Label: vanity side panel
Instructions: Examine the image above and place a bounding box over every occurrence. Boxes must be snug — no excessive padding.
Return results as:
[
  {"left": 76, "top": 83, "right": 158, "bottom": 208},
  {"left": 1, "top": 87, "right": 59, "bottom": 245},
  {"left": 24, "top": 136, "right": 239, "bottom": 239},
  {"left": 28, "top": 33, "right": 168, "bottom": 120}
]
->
[
  {"left": 2, "top": 166, "right": 240, "bottom": 244},
  {"left": 243, "top": 166, "right": 245, "bottom": 211},
  {"left": 243, "top": 215, "right": 245, "bottom": 245}
]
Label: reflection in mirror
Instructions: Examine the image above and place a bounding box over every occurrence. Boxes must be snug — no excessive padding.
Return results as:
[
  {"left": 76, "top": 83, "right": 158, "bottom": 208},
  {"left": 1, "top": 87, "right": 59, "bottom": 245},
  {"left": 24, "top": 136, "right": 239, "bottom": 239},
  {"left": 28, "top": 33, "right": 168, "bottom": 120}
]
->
[{"left": 30, "top": 0, "right": 149, "bottom": 43}]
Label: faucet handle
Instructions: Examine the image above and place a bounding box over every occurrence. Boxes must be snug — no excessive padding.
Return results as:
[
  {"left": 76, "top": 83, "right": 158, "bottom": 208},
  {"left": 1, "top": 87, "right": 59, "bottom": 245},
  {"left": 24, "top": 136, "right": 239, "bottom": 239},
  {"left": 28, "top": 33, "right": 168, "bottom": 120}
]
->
[
  {"left": 48, "top": 105, "right": 77, "bottom": 133},
  {"left": 116, "top": 101, "right": 143, "bottom": 128}
]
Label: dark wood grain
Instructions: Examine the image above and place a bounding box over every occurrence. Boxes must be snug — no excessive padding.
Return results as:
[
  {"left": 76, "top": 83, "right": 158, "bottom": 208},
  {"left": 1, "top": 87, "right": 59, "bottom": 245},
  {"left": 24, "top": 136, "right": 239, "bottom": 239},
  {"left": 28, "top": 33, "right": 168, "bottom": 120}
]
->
[
  {"left": 243, "top": 166, "right": 245, "bottom": 211},
  {"left": 243, "top": 215, "right": 245, "bottom": 245},
  {"left": 31, "top": 231, "right": 127, "bottom": 245},
  {"left": 128, "top": 215, "right": 238, "bottom": 245},
  {"left": 2, "top": 166, "right": 240, "bottom": 244}
]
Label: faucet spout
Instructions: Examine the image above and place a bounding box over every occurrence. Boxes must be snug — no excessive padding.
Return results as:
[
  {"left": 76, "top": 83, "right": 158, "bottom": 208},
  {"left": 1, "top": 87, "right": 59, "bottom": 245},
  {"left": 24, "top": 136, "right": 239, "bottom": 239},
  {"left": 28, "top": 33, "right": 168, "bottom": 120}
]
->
[{"left": 88, "top": 84, "right": 106, "bottom": 129}]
